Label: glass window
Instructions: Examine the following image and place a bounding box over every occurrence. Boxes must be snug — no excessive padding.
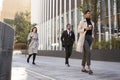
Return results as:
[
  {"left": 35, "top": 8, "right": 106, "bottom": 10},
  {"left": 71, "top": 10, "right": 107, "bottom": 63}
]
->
[
  {"left": 117, "top": 0, "right": 120, "bottom": 31},
  {"left": 117, "top": 0, "right": 120, "bottom": 13}
]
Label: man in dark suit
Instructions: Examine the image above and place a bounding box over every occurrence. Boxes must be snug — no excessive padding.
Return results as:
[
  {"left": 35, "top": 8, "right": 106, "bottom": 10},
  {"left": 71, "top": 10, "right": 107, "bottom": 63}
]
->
[{"left": 61, "top": 24, "right": 75, "bottom": 67}]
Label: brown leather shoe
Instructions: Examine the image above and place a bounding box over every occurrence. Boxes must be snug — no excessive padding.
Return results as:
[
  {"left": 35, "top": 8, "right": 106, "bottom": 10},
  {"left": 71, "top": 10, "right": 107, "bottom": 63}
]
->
[
  {"left": 81, "top": 69, "right": 88, "bottom": 73},
  {"left": 88, "top": 70, "right": 93, "bottom": 75}
]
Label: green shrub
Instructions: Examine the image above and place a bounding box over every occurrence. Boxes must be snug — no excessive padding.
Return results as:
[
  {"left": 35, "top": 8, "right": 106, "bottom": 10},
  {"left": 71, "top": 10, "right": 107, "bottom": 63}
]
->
[
  {"left": 111, "top": 38, "right": 120, "bottom": 49},
  {"left": 92, "top": 38, "right": 120, "bottom": 49}
]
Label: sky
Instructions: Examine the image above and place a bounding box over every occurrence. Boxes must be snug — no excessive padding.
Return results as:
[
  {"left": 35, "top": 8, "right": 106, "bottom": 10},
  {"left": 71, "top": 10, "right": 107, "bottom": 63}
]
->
[{"left": 0, "top": 0, "right": 3, "bottom": 11}]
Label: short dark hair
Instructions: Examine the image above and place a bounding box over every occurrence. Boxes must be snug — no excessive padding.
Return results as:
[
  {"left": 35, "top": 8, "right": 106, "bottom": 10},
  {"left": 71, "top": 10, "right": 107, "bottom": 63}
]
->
[
  {"left": 66, "top": 23, "right": 70, "bottom": 27},
  {"left": 84, "top": 10, "right": 90, "bottom": 14}
]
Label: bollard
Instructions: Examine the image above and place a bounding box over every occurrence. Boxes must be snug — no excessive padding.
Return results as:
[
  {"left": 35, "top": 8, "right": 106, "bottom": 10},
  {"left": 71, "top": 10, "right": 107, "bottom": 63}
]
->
[{"left": 0, "top": 22, "right": 14, "bottom": 80}]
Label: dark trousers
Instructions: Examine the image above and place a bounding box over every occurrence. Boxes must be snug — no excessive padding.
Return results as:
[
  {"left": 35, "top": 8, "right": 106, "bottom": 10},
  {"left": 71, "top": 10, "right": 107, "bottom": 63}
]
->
[
  {"left": 27, "top": 53, "right": 36, "bottom": 63},
  {"left": 65, "top": 45, "right": 73, "bottom": 64},
  {"left": 82, "top": 35, "right": 92, "bottom": 66}
]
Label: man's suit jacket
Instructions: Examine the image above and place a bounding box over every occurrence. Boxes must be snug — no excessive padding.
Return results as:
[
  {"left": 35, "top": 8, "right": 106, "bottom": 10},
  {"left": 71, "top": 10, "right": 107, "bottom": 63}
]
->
[{"left": 61, "top": 30, "right": 75, "bottom": 47}]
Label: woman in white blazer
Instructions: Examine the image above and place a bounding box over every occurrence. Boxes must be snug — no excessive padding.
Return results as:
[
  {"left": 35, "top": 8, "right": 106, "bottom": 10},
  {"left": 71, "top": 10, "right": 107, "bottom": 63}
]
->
[
  {"left": 27, "top": 27, "right": 39, "bottom": 65},
  {"left": 76, "top": 10, "right": 94, "bottom": 75}
]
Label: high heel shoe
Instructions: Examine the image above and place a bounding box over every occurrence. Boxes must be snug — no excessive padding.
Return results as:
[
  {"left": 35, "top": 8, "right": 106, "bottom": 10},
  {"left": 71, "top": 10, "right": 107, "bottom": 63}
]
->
[{"left": 27, "top": 58, "right": 29, "bottom": 63}]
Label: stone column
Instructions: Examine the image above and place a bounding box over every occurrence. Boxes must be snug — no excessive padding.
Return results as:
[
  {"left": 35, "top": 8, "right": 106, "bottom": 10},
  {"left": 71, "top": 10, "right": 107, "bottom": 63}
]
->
[
  {"left": 64, "top": 0, "right": 67, "bottom": 29},
  {"left": 69, "top": 0, "right": 72, "bottom": 24},
  {"left": 74, "top": 0, "right": 78, "bottom": 46},
  {"left": 59, "top": 0, "right": 62, "bottom": 50},
  {"left": 52, "top": 0, "right": 55, "bottom": 50},
  {"left": 56, "top": 0, "right": 58, "bottom": 50},
  {"left": 0, "top": 22, "right": 14, "bottom": 80}
]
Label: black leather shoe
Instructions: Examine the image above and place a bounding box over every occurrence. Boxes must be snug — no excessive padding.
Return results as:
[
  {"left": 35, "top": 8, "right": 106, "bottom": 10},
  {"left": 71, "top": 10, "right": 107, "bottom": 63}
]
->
[
  {"left": 32, "top": 62, "right": 36, "bottom": 65},
  {"left": 65, "top": 64, "right": 70, "bottom": 67},
  {"left": 88, "top": 70, "right": 93, "bottom": 75}
]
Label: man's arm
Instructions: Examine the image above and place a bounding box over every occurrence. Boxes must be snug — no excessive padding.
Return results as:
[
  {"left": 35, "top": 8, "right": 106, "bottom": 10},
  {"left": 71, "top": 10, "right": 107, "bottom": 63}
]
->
[
  {"left": 61, "top": 31, "right": 65, "bottom": 47},
  {"left": 73, "top": 31, "right": 75, "bottom": 42},
  {"left": 61, "top": 31, "right": 64, "bottom": 43}
]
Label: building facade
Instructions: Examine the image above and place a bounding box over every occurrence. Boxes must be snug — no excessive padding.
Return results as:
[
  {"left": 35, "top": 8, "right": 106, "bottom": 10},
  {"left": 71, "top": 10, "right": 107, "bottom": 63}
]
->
[
  {"left": 1, "top": 0, "right": 31, "bottom": 21},
  {"left": 31, "top": 0, "right": 120, "bottom": 50}
]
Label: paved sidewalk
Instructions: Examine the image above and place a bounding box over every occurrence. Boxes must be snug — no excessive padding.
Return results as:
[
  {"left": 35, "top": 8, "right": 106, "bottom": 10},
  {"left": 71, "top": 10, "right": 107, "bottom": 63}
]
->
[{"left": 12, "top": 55, "right": 120, "bottom": 80}]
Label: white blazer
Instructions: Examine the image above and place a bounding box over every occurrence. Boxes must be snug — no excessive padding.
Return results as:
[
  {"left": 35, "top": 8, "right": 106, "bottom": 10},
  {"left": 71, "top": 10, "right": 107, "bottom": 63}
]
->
[
  {"left": 76, "top": 19, "right": 94, "bottom": 53},
  {"left": 27, "top": 32, "right": 39, "bottom": 54}
]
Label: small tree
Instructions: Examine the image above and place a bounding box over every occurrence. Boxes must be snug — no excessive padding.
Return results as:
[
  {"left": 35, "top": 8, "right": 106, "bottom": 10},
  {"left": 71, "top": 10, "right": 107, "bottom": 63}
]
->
[
  {"left": 4, "top": 11, "right": 31, "bottom": 43},
  {"left": 14, "top": 11, "right": 31, "bottom": 43}
]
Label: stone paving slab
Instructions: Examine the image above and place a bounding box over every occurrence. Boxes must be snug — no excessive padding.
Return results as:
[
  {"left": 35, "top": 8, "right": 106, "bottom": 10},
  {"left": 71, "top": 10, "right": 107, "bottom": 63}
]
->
[{"left": 12, "top": 55, "right": 120, "bottom": 80}]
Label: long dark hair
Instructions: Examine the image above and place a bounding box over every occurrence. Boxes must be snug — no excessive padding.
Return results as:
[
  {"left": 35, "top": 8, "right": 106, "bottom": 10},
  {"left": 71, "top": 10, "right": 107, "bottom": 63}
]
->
[{"left": 31, "top": 27, "right": 37, "bottom": 33}]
